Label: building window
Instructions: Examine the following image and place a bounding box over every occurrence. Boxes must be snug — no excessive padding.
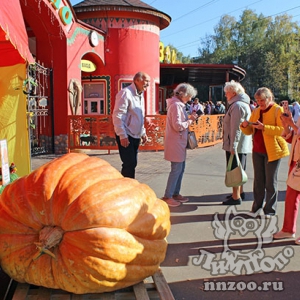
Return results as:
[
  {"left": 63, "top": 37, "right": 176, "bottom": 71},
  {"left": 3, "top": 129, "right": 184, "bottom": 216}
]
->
[
  {"left": 121, "top": 82, "right": 131, "bottom": 89},
  {"left": 83, "top": 83, "right": 105, "bottom": 114}
]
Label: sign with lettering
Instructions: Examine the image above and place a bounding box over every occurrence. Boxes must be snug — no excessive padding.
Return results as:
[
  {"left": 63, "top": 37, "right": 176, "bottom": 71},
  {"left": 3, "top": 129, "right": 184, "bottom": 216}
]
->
[
  {"left": 81, "top": 60, "right": 96, "bottom": 72},
  {"left": 48, "top": 0, "right": 73, "bottom": 25},
  {"left": 159, "top": 41, "right": 177, "bottom": 63}
]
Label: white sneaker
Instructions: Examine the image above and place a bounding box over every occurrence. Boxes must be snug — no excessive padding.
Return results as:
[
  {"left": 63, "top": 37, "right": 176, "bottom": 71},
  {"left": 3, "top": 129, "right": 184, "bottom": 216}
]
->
[
  {"left": 295, "top": 237, "right": 300, "bottom": 245},
  {"left": 273, "top": 230, "right": 295, "bottom": 239}
]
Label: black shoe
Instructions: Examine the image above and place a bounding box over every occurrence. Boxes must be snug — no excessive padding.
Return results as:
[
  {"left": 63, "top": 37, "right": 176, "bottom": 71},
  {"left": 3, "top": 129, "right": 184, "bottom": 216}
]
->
[
  {"left": 226, "top": 192, "right": 245, "bottom": 200},
  {"left": 222, "top": 197, "right": 242, "bottom": 205}
]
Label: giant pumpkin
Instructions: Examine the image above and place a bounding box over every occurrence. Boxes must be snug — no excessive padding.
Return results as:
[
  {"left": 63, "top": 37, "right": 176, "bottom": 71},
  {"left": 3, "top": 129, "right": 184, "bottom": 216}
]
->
[{"left": 0, "top": 153, "right": 170, "bottom": 294}]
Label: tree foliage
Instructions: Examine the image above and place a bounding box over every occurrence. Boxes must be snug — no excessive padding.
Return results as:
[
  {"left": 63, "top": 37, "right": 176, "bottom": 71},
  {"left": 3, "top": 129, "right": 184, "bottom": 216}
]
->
[{"left": 195, "top": 9, "right": 300, "bottom": 101}]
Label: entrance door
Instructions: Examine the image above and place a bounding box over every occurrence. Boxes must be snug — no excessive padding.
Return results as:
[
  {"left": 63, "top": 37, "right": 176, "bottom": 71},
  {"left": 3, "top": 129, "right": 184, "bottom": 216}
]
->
[{"left": 83, "top": 83, "right": 105, "bottom": 114}]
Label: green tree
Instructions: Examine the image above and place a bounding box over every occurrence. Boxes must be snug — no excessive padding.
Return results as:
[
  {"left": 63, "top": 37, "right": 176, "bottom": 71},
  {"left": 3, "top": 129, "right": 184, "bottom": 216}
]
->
[{"left": 195, "top": 9, "right": 300, "bottom": 100}]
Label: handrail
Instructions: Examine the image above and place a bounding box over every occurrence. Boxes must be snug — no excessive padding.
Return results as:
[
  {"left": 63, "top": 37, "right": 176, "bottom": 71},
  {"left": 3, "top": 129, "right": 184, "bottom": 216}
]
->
[{"left": 68, "top": 114, "right": 224, "bottom": 152}]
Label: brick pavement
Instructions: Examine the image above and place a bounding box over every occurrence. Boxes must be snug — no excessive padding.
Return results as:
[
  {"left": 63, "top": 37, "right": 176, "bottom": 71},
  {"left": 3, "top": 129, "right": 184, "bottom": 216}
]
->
[
  {"left": 31, "top": 146, "right": 207, "bottom": 184},
  {"left": 29, "top": 144, "right": 300, "bottom": 300}
]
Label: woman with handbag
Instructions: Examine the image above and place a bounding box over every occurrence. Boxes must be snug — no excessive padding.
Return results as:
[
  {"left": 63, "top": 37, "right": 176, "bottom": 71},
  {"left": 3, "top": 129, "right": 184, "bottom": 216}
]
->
[
  {"left": 222, "top": 80, "right": 252, "bottom": 205},
  {"left": 162, "top": 83, "right": 198, "bottom": 207},
  {"left": 273, "top": 111, "right": 300, "bottom": 243},
  {"left": 241, "top": 87, "right": 289, "bottom": 217}
]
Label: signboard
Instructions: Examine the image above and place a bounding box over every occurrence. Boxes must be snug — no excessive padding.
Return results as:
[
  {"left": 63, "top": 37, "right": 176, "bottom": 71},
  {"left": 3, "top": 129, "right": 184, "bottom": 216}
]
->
[
  {"left": 159, "top": 41, "right": 177, "bottom": 63},
  {"left": 81, "top": 60, "right": 96, "bottom": 72},
  {"left": 0, "top": 140, "right": 10, "bottom": 186},
  {"left": 48, "top": 0, "right": 73, "bottom": 25}
]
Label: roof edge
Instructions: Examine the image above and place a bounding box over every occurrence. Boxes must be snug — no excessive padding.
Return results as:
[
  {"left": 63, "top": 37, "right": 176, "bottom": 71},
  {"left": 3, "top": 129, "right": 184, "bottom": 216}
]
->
[{"left": 73, "top": 5, "right": 171, "bottom": 30}]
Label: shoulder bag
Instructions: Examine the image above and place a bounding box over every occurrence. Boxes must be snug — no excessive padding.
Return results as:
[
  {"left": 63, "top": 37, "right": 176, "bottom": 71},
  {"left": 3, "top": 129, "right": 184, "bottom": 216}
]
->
[
  {"left": 187, "top": 131, "right": 198, "bottom": 149},
  {"left": 287, "top": 137, "right": 300, "bottom": 191},
  {"left": 287, "top": 160, "right": 300, "bottom": 191},
  {"left": 225, "top": 153, "right": 248, "bottom": 187}
]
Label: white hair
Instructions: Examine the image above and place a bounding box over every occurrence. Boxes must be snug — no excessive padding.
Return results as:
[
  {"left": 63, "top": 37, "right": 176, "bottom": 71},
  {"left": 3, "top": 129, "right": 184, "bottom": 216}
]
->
[
  {"left": 174, "top": 83, "right": 197, "bottom": 98},
  {"left": 224, "top": 80, "right": 245, "bottom": 95}
]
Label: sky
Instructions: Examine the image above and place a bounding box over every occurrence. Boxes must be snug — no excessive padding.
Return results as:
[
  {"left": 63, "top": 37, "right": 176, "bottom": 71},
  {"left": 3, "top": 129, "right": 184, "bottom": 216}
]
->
[{"left": 70, "top": 0, "right": 300, "bottom": 58}]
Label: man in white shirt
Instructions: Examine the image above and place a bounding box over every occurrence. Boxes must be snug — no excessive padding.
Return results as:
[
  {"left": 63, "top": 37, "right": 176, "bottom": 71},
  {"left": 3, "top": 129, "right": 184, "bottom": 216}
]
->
[
  {"left": 292, "top": 101, "right": 300, "bottom": 123},
  {"left": 189, "top": 98, "right": 203, "bottom": 115},
  {"left": 112, "top": 71, "right": 150, "bottom": 178}
]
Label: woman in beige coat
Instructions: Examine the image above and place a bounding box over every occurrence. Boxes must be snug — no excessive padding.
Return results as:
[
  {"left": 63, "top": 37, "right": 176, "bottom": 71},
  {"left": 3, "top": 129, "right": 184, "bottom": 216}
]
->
[{"left": 162, "top": 83, "right": 198, "bottom": 207}]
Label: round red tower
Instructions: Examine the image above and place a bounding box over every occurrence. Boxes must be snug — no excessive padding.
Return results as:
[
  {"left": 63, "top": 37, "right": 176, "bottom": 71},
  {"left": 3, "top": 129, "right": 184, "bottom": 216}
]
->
[{"left": 73, "top": 0, "right": 170, "bottom": 114}]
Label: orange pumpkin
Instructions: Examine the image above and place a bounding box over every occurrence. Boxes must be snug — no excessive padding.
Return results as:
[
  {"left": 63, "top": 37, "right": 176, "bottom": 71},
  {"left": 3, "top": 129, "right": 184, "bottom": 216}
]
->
[{"left": 0, "top": 153, "right": 170, "bottom": 294}]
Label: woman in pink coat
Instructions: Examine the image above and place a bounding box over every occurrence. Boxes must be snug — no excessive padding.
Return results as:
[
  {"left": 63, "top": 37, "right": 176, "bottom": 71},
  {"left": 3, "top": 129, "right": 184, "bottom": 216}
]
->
[
  {"left": 273, "top": 111, "right": 300, "bottom": 243},
  {"left": 162, "top": 83, "right": 198, "bottom": 207}
]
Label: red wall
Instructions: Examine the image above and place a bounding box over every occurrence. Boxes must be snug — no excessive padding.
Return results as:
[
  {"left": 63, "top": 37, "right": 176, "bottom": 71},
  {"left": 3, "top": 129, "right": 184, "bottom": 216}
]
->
[
  {"left": 19, "top": 0, "right": 165, "bottom": 153},
  {"left": 75, "top": 10, "right": 162, "bottom": 115},
  {"left": 21, "top": 0, "right": 105, "bottom": 136}
]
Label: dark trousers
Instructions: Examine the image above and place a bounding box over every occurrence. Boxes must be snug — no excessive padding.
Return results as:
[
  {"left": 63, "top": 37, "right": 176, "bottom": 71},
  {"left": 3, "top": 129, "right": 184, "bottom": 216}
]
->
[
  {"left": 252, "top": 151, "right": 280, "bottom": 215},
  {"left": 225, "top": 151, "right": 247, "bottom": 170},
  {"left": 115, "top": 134, "right": 141, "bottom": 178}
]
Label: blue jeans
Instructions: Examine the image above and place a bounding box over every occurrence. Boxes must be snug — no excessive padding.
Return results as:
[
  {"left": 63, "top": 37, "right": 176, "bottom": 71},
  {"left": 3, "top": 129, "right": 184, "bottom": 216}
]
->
[
  {"left": 164, "top": 161, "right": 186, "bottom": 198},
  {"left": 252, "top": 151, "right": 281, "bottom": 215}
]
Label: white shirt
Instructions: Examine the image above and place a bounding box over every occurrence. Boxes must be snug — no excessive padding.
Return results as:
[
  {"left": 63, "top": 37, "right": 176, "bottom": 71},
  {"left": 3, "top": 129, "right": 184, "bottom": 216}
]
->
[
  {"left": 189, "top": 103, "right": 203, "bottom": 114},
  {"left": 292, "top": 102, "right": 300, "bottom": 122},
  {"left": 112, "top": 82, "right": 146, "bottom": 139}
]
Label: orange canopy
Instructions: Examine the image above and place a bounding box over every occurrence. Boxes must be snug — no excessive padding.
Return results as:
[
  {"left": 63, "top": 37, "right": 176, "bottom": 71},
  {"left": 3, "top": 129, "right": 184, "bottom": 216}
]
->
[{"left": 0, "top": 0, "right": 34, "bottom": 66}]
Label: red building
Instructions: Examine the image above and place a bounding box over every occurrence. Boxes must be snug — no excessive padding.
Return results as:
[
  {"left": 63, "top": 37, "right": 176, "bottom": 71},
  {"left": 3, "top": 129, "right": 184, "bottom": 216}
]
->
[
  {"left": 0, "top": 0, "right": 246, "bottom": 164},
  {"left": 7, "top": 0, "right": 171, "bottom": 156},
  {"left": 19, "top": 0, "right": 107, "bottom": 155},
  {"left": 72, "top": 0, "right": 171, "bottom": 115}
]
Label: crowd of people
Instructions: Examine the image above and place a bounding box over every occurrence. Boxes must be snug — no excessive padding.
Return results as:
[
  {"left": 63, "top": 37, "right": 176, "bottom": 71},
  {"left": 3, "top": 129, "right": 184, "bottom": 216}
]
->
[
  {"left": 186, "top": 99, "right": 226, "bottom": 115},
  {"left": 112, "top": 71, "right": 300, "bottom": 245}
]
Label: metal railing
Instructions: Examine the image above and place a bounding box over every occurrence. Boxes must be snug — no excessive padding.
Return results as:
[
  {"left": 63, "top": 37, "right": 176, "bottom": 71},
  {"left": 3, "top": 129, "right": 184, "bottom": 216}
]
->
[{"left": 68, "top": 114, "right": 224, "bottom": 152}]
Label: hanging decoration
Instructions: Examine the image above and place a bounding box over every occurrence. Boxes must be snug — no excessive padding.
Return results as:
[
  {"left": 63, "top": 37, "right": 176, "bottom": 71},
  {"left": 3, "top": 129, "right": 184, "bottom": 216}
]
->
[{"left": 68, "top": 79, "right": 83, "bottom": 115}]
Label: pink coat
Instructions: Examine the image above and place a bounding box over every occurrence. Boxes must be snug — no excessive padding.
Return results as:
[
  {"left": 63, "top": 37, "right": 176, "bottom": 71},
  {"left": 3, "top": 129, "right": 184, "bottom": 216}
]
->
[{"left": 164, "top": 96, "right": 193, "bottom": 162}]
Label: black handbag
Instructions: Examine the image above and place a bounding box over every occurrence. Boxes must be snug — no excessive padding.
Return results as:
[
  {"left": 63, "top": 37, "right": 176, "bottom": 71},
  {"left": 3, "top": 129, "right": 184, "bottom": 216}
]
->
[{"left": 187, "top": 131, "right": 198, "bottom": 149}]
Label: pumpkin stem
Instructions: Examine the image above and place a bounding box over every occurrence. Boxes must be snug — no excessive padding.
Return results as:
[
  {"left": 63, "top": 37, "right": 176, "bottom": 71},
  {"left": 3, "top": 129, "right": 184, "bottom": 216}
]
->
[{"left": 33, "top": 226, "right": 64, "bottom": 261}]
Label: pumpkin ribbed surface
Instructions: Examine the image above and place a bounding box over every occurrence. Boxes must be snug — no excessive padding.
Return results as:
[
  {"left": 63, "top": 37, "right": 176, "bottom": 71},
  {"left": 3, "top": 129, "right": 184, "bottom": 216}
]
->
[{"left": 0, "top": 153, "right": 170, "bottom": 294}]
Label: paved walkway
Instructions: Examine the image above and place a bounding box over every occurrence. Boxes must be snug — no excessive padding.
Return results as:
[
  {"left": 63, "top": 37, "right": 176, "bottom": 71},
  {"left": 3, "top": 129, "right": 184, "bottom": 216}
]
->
[{"left": 31, "top": 144, "right": 300, "bottom": 300}]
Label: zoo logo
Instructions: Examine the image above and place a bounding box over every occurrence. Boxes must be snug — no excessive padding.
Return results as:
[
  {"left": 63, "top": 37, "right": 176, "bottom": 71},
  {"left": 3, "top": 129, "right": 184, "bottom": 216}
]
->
[{"left": 193, "top": 206, "right": 294, "bottom": 275}]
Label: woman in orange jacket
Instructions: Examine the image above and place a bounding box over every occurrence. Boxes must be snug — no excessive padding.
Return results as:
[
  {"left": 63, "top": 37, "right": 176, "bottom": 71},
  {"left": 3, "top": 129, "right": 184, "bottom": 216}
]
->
[{"left": 240, "top": 87, "right": 289, "bottom": 217}]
